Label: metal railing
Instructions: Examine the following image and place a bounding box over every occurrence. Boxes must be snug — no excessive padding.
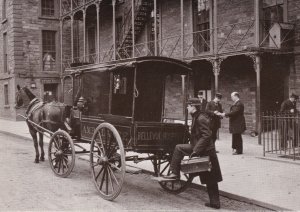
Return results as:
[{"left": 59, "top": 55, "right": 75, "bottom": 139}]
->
[{"left": 262, "top": 112, "right": 300, "bottom": 160}]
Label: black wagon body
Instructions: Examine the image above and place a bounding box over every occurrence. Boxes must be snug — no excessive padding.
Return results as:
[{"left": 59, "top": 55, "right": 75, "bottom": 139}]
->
[{"left": 57, "top": 56, "right": 193, "bottom": 200}]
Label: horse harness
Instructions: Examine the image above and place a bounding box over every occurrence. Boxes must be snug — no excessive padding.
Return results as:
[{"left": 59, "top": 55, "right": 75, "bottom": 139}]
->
[{"left": 26, "top": 99, "right": 70, "bottom": 131}]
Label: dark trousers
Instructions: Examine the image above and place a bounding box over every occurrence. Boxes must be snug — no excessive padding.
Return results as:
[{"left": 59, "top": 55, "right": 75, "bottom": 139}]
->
[
  {"left": 170, "top": 144, "right": 220, "bottom": 207},
  {"left": 212, "top": 128, "right": 218, "bottom": 144},
  {"left": 170, "top": 144, "right": 193, "bottom": 175},
  {"left": 207, "top": 183, "right": 220, "bottom": 206},
  {"left": 232, "top": 133, "right": 243, "bottom": 154}
]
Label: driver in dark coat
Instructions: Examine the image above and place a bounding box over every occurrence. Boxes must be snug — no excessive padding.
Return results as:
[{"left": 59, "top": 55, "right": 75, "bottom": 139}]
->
[{"left": 164, "top": 98, "right": 223, "bottom": 209}]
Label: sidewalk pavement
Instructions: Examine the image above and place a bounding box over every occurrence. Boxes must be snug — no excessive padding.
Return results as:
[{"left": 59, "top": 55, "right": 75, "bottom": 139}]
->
[{"left": 1, "top": 119, "right": 300, "bottom": 211}]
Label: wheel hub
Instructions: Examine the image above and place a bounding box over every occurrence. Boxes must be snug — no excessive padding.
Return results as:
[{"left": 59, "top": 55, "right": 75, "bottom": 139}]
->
[
  {"left": 98, "top": 156, "right": 108, "bottom": 165},
  {"left": 55, "top": 150, "right": 63, "bottom": 157}
]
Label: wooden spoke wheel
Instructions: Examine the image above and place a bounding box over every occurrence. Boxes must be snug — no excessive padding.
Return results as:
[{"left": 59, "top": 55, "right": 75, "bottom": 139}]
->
[
  {"left": 153, "top": 155, "right": 193, "bottom": 194},
  {"left": 48, "top": 130, "right": 75, "bottom": 178},
  {"left": 90, "top": 123, "right": 125, "bottom": 201}
]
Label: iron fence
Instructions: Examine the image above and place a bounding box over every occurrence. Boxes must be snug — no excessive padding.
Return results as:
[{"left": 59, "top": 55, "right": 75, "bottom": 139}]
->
[{"left": 262, "top": 112, "right": 300, "bottom": 160}]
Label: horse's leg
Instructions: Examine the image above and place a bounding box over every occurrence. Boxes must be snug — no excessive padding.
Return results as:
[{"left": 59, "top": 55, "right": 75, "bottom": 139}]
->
[
  {"left": 39, "top": 132, "right": 45, "bottom": 161},
  {"left": 30, "top": 129, "right": 39, "bottom": 163}
]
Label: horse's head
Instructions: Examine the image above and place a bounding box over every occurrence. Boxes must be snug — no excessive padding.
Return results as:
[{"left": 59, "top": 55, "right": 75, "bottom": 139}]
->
[{"left": 15, "top": 85, "right": 36, "bottom": 108}]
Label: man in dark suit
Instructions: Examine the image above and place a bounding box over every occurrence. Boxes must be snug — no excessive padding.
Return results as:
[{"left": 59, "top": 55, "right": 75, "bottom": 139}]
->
[
  {"left": 279, "top": 93, "right": 298, "bottom": 149},
  {"left": 206, "top": 93, "right": 223, "bottom": 145},
  {"left": 280, "top": 93, "right": 298, "bottom": 114},
  {"left": 196, "top": 91, "right": 207, "bottom": 112},
  {"left": 223, "top": 92, "right": 246, "bottom": 155},
  {"left": 164, "top": 98, "right": 223, "bottom": 209}
]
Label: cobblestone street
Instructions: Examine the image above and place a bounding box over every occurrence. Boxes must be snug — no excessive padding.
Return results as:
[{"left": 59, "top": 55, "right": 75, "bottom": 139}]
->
[{"left": 0, "top": 133, "right": 270, "bottom": 211}]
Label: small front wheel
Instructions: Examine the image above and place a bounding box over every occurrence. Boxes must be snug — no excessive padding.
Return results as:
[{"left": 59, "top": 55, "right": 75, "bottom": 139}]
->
[
  {"left": 90, "top": 123, "right": 125, "bottom": 201},
  {"left": 48, "top": 130, "right": 75, "bottom": 178}
]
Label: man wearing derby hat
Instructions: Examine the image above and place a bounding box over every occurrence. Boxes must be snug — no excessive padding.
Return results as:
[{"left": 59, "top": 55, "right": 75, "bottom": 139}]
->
[
  {"left": 164, "top": 98, "right": 223, "bottom": 209},
  {"left": 206, "top": 93, "right": 223, "bottom": 146}
]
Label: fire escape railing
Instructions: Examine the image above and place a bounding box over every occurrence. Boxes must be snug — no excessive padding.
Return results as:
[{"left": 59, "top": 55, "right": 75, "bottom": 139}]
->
[
  {"left": 259, "top": 20, "right": 295, "bottom": 49},
  {"left": 61, "top": 3, "right": 296, "bottom": 70}
]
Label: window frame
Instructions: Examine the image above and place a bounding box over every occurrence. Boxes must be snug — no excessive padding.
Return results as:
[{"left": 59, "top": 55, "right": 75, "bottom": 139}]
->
[
  {"left": 39, "top": 0, "right": 59, "bottom": 19},
  {"left": 41, "top": 29, "right": 58, "bottom": 72},
  {"left": 192, "top": 0, "right": 210, "bottom": 53},
  {"left": 2, "top": 0, "right": 7, "bottom": 21},
  {"left": 3, "top": 32, "right": 8, "bottom": 73},
  {"left": 4, "top": 83, "right": 9, "bottom": 106}
]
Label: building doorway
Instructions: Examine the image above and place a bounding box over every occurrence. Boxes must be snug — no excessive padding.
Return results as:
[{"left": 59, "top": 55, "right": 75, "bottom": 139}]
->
[
  {"left": 261, "top": 55, "right": 288, "bottom": 112},
  {"left": 44, "top": 83, "right": 58, "bottom": 103}
]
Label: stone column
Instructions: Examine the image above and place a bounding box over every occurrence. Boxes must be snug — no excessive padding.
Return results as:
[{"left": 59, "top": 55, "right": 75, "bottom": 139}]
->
[{"left": 249, "top": 53, "right": 261, "bottom": 144}]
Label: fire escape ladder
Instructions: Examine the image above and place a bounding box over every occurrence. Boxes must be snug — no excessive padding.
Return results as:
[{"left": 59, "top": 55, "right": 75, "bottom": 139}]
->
[{"left": 117, "top": 0, "right": 153, "bottom": 59}]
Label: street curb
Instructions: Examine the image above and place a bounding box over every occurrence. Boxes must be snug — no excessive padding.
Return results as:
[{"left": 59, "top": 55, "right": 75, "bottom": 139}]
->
[
  {"left": 0, "top": 130, "right": 32, "bottom": 142},
  {"left": 0, "top": 131, "right": 290, "bottom": 211},
  {"left": 257, "top": 156, "right": 300, "bottom": 166},
  {"left": 133, "top": 166, "right": 289, "bottom": 211}
]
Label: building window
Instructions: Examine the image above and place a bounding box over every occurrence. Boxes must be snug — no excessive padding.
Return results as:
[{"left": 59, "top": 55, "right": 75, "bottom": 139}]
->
[
  {"left": 193, "top": 0, "right": 210, "bottom": 53},
  {"left": 42, "top": 30, "right": 56, "bottom": 71},
  {"left": 2, "top": 0, "right": 7, "bottom": 20},
  {"left": 3, "top": 32, "right": 8, "bottom": 73},
  {"left": 262, "top": 0, "right": 284, "bottom": 47},
  {"left": 263, "top": 0, "right": 284, "bottom": 24},
  {"left": 4, "top": 84, "right": 8, "bottom": 105},
  {"left": 41, "top": 0, "right": 55, "bottom": 17}
]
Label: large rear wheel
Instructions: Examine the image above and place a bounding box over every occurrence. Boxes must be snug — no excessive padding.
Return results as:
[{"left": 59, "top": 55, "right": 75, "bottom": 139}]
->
[
  {"left": 90, "top": 123, "right": 125, "bottom": 200},
  {"left": 48, "top": 130, "right": 75, "bottom": 178}
]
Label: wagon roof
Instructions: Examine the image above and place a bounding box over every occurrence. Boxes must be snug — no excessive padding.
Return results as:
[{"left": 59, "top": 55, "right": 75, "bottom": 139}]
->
[{"left": 64, "top": 56, "right": 192, "bottom": 75}]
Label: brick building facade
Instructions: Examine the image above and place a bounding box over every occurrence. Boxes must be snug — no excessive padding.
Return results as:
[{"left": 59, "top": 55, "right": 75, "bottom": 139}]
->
[
  {"left": 1, "top": 0, "right": 300, "bottom": 135},
  {"left": 0, "top": 0, "right": 61, "bottom": 120}
]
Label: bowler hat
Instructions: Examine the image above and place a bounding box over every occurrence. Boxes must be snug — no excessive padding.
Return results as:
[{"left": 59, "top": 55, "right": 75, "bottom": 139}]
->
[
  {"left": 215, "top": 93, "right": 222, "bottom": 99},
  {"left": 290, "top": 93, "right": 299, "bottom": 99},
  {"left": 187, "top": 98, "right": 201, "bottom": 106}
]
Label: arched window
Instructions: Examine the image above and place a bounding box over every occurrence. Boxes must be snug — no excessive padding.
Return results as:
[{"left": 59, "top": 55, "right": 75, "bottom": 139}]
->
[{"left": 2, "top": 0, "right": 7, "bottom": 20}]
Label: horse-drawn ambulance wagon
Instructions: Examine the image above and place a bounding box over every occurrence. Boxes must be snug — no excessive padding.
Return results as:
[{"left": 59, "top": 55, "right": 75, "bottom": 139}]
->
[{"left": 18, "top": 56, "right": 195, "bottom": 200}]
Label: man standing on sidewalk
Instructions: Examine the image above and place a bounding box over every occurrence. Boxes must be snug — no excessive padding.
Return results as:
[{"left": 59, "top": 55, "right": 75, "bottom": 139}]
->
[
  {"left": 222, "top": 92, "right": 246, "bottom": 155},
  {"left": 279, "top": 93, "right": 299, "bottom": 149},
  {"left": 164, "top": 98, "right": 222, "bottom": 209},
  {"left": 196, "top": 91, "right": 207, "bottom": 112},
  {"left": 206, "top": 93, "right": 223, "bottom": 145}
]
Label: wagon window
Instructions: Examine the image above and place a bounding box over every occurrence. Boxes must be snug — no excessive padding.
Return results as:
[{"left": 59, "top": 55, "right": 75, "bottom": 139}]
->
[
  {"left": 163, "top": 74, "right": 187, "bottom": 122},
  {"left": 111, "top": 69, "right": 134, "bottom": 117},
  {"left": 82, "top": 71, "right": 110, "bottom": 116},
  {"left": 113, "top": 74, "right": 127, "bottom": 95}
]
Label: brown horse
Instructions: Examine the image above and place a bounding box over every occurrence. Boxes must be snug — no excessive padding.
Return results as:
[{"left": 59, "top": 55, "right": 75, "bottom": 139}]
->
[{"left": 15, "top": 85, "right": 70, "bottom": 163}]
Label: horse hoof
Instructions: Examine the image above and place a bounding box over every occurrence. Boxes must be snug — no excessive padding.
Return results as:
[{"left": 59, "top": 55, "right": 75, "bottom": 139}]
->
[
  {"left": 34, "top": 159, "right": 39, "bottom": 163},
  {"left": 40, "top": 158, "right": 45, "bottom": 162}
]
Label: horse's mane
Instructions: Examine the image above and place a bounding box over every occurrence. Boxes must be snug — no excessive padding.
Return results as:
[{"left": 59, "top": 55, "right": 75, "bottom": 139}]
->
[{"left": 23, "top": 87, "right": 36, "bottom": 100}]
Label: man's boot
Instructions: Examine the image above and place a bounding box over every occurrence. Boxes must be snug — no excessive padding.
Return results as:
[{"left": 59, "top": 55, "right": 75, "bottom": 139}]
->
[{"left": 205, "top": 183, "right": 220, "bottom": 209}]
